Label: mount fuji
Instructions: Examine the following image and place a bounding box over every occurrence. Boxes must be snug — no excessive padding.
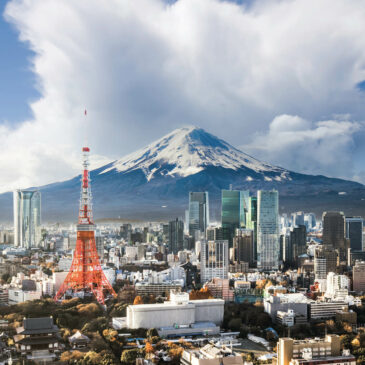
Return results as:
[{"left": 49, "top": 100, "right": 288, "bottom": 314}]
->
[{"left": 0, "top": 126, "right": 364, "bottom": 222}]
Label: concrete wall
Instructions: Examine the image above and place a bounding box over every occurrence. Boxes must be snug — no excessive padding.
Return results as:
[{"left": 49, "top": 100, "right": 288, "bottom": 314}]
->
[
  {"left": 127, "top": 302, "right": 195, "bottom": 329},
  {"left": 126, "top": 299, "right": 225, "bottom": 329},
  {"left": 194, "top": 299, "right": 225, "bottom": 325}
]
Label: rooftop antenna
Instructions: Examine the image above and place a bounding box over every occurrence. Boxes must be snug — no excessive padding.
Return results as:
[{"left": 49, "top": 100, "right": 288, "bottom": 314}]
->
[{"left": 84, "top": 108, "right": 88, "bottom": 147}]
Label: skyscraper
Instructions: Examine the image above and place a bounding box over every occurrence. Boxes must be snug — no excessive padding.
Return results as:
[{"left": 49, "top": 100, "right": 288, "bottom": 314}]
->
[
  {"left": 221, "top": 189, "right": 249, "bottom": 246},
  {"left": 304, "top": 213, "right": 316, "bottom": 231},
  {"left": 188, "top": 192, "right": 209, "bottom": 238},
  {"left": 168, "top": 218, "right": 184, "bottom": 254},
  {"left": 290, "top": 225, "right": 307, "bottom": 265},
  {"left": 200, "top": 240, "right": 229, "bottom": 283},
  {"left": 13, "top": 190, "right": 41, "bottom": 249},
  {"left": 257, "top": 190, "right": 279, "bottom": 270},
  {"left": 246, "top": 196, "right": 257, "bottom": 260},
  {"left": 353, "top": 261, "right": 365, "bottom": 293},
  {"left": 346, "top": 217, "right": 363, "bottom": 251},
  {"left": 322, "top": 212, "right": 347, "bottom": 262},
  {"left": 314, "top": 246, "right": 338, "bottom": 281},
  {"left": 291, "top": 211, "right": 305, "bottom": 227},
  {"left": 233, "top": 229, "right": 254, "bottom": 266}
]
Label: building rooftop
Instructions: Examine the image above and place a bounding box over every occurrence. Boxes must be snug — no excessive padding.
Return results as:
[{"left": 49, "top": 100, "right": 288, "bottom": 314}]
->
[{"left": 17, "top": 317, "right": 59, "bottom": 335}]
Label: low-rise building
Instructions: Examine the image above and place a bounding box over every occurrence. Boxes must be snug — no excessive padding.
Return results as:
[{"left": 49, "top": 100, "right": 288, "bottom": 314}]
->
[
  {"left": 14, "top": 317, "right": 61, "bottom": 363},
  {"left": 69, "top": 331, "right": 90, "bottom": 349},
  {"left": 126, "top": 291, "right": 224, "bottom": 337},
  {"left": 135, "top": 281, "right": 182, "bottom": 297},
  {"left": 181, "top": 343, "right": 244, "bottom": 365},
  {"left": 275, "top": 335, "right": 355, "bottom": 365},
  {"left": 308, "top": 301, "right": 348, "bottom": 320},
  {"left": 205, "top": 278, "right": 234, "bottom": 302},
  {"left": 276, "top": 309, "right": 295, "bottom": 327},
  {"left": 264, "top": 293, "right": 309, "bottom": 320}
]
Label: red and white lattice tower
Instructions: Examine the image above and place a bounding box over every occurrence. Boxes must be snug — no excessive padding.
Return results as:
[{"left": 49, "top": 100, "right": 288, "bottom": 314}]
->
[{"left": 54, "top": 146, "right": 116, "bottom": 304}]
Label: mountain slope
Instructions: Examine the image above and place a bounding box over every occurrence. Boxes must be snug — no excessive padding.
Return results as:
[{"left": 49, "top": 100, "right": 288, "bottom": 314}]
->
[{"left": 0, "top": 126, "right": 364, "bottom": 222}]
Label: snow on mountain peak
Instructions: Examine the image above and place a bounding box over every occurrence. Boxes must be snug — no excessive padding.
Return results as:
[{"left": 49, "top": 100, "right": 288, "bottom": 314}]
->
[{"left": 99, "top": 126, "right": 285, "bottom": 180}]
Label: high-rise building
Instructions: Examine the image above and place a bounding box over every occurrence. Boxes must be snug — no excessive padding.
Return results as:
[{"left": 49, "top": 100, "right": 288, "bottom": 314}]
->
[
  {"left": 95, "top": 230, "right": 104, "bottom": 263},
  {"left": 246, "top": 196, "right": 257, "bottom": 260},
  {"left": 353, "top": 261, "right": 365, "bottom": 293},
  {"left": 291, "top": 211, "right": 305, "bottom": 227},
  {"left": 257, "top": 190, "right": 279, "bottom": 270},
  {"left": 346, "top": 217, "right": 363, "bottom": 251},
  {"left": 322, "top": 211, "right": 347, "bottom": 262},
  {"left": 168, "top": 218, "right": 184, "bottom": 254},
  {"left": 200, "top": 240, "right": 229, "bottom": 283},
  {"left": 233, "top": 229, "right": 254, "bottom": 266},
  {"left": 290, "top": 225, "right": 307, "bottom": 265},
  {"left": 13, "top": 190, "right": 41, "bottom": 249},
  {"left": 120, "top": 223, "right": 132, "bottom": 242},
  {"left": 314, "top": 246, "right": 338, "bottom": 281},
  {"left": 188, "top": 192, "right": 209, "bottom": 238},
  {"left": 221, "top": 189, "right": 249, "bottom": 246},
  {"left": 304, "top": 213, "right": 316, "bottom": 231}
]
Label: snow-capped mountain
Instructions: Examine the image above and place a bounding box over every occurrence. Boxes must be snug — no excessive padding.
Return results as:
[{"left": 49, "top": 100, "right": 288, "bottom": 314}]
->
[
  {"left": 99, "top": 126, "right": 288, "bottom": 181},
  {"left": 0, "top": 126, "right": 364, "bottom": 222}
]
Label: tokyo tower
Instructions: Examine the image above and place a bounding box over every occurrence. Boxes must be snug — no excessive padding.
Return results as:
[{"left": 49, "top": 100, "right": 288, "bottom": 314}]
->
[{"left": 54, "top": 146, "right": 116, "bottom": 304}]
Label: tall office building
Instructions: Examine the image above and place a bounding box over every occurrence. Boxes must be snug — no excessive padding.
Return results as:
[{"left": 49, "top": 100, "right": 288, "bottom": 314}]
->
[
  {"left": 304, "top": 213, "right": 316, "bottom": 231},
  {"left": 314, "top": 246, "right": 338, "bottom": 280},
  {"left": 200, "top": 240, "right": 229, "bottom": 283},
  {"left": 13, "top": 190, "right": 41, "bottom": 249},
  {"left": 95, "top": 229, "right": 104, "bottom": 263},
  {"left": 291, "top": 212, "right": 305, "bottom": 227},
  {"left": 257, "top": 190, "right": 279, "bottom": 270},
  {"left": 221, "top": 189, "right": 249, "bottom": 246},
  {"left": 353, "top": 261, "right": 365, "bottom": 293},
  {"left": 290, "top": 225, "right": 307, "bottom": 265},
  {"left": 246, "top": 196, "right": 257, "bottom": 260},
  {"left": 322, "top": 211, "right": 347, "bottom": 261},
  {"left": 281, "top": 233, "right": 291, "bottom": 264},
  {"left": 188, "top": 192, "right": 209, "bottom": 238},
  {"left": 233, "top": 229, "right": 254, "bottom": 266},
  {"left": 168, "top": 218, "right": 184, "bottom": 254},
  {"left": 346, "top": 217, "right": 363, "bottom": 251}
]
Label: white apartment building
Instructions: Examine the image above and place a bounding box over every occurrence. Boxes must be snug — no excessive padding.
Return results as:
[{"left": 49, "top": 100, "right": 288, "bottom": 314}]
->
[{"left": 201, "top": 240, "right": 228, "bottom": 283}]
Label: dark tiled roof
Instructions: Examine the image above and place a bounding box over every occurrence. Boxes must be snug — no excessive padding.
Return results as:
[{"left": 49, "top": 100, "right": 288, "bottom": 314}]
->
[
  {"left": 17, "top": 336, "right": 60, "bottom": 345},
  {"left": 17, "top": 317, "right": 60, "bottom": 335},
  {"left": 24, "top": 317, "right": 53, "bottom": 330}
]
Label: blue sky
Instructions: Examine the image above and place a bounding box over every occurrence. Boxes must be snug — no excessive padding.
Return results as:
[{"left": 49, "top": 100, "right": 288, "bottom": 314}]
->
[
  {"left": 0, "top": 1, "right": 38, "bottom": 124},
  {"left": 1, "top": 0, "right": 365, "bottom": 191}
]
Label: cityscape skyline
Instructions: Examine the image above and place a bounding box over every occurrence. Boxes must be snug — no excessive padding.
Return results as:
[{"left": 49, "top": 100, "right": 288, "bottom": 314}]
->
[{"left": 1, "top": 1, "right": 365, "bottom": 364}]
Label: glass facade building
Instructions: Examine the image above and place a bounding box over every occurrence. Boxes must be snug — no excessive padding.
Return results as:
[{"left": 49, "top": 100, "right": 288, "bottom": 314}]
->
[
  {"left": 246, "top": 196, "right": 257, "bottom": 260},
  {"left": 346, "top": 217, "right": 363, "bottom": 251},
  {"left": 257, "top": 190, "right": 279, "bottom": 270},
  {"left": 13, "top": 190, "right": 41, "bottom": 249},
  {"left": 168, "top": 218, "right": 184, "bottom": 254},
  {"left": 188, "top": 192, "right": 209, "bottom": 238},
  {"left": 221, "top": 189, "right": 250, "bottom": 246}
]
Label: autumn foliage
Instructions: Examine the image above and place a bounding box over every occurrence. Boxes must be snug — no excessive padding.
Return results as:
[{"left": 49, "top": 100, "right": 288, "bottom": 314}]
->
[
  {"left": 145, "top": 341, "right": 154, "bottom": 353},
  {"left": 189, "top": 287, "right": 214, "bottom": 300},
  {"left": 133, "top": 295, "right": 144, "bottom": 305}
]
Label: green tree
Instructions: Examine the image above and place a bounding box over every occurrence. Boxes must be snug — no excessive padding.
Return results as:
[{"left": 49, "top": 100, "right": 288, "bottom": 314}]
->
[
  {"left": 228, "top": 318, "right": 242, "bottom": 331},
  {"left": 120, "top": 348, "right": 143, "bottom": 365}
]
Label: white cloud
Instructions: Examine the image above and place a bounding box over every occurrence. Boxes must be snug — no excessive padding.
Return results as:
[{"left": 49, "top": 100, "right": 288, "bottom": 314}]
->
[
  {"left": 1, "top": 0, "right": 365, "bottom": 192},
  {"left": 243, "top": 114, "right": 362, "bottom": 178}
]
